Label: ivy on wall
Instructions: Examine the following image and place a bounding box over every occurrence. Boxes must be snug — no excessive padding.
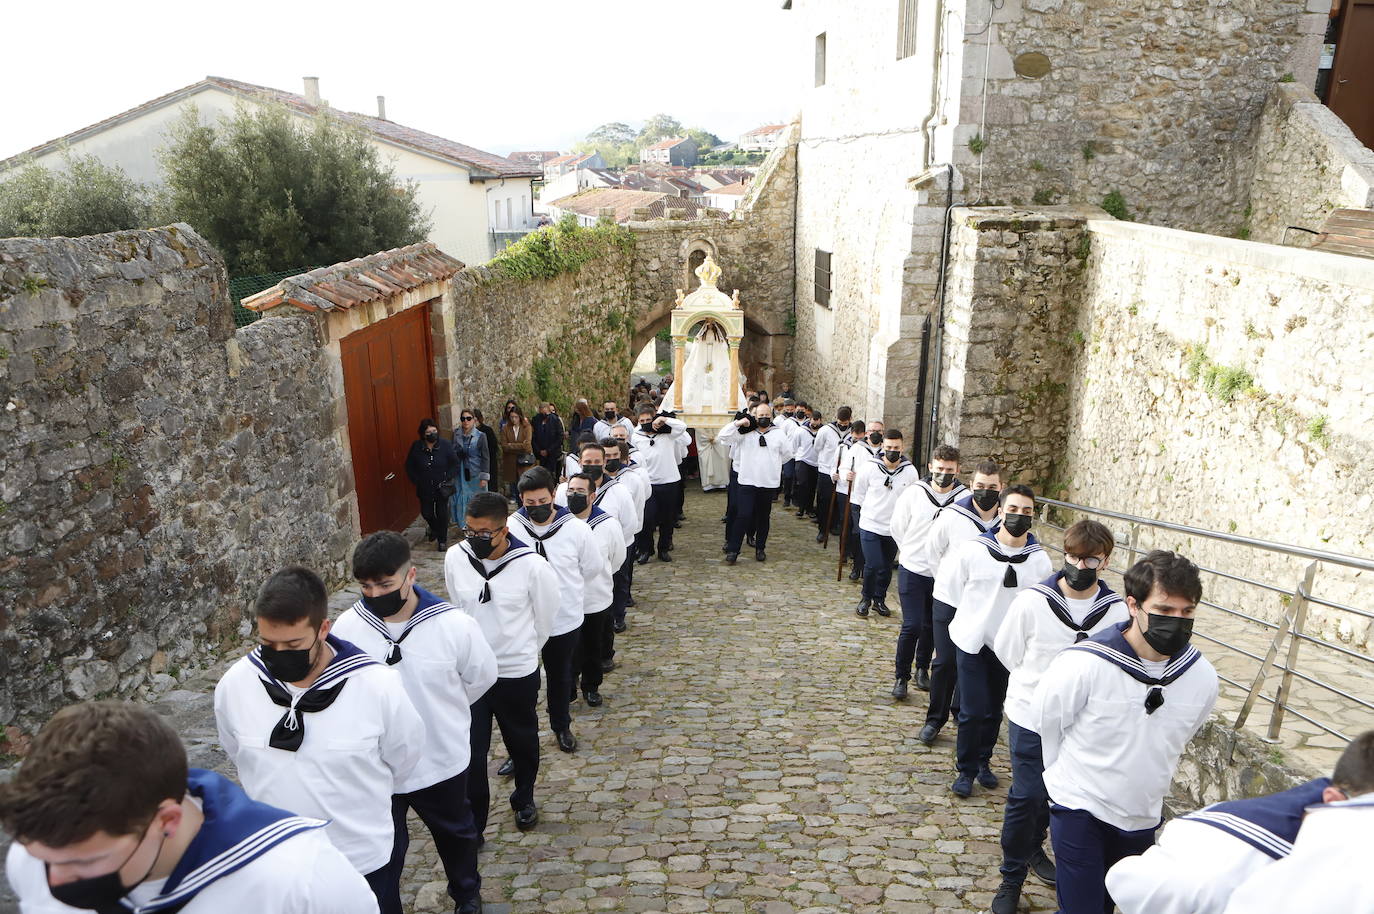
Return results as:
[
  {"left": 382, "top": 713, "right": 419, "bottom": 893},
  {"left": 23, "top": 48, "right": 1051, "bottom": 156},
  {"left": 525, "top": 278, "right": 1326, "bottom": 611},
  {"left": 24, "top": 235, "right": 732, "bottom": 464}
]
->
[{"left": 486, "top": 214, "right": 635, "bottom": 283}]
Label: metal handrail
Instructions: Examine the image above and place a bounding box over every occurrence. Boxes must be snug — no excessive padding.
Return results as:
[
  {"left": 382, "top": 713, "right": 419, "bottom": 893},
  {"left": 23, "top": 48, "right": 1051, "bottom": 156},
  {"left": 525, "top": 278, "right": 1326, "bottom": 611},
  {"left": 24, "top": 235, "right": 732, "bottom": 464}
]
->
[{"left": 1033, "top": 496, "right": 1374, "bottom": 758}]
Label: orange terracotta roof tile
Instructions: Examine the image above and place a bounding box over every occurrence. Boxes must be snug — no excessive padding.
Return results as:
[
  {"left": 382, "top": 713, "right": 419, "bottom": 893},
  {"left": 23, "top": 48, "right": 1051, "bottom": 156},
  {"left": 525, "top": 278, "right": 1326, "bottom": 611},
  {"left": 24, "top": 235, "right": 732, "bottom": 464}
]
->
[{"left": 241, "top": 242, "right": 463, "bottom": 313}]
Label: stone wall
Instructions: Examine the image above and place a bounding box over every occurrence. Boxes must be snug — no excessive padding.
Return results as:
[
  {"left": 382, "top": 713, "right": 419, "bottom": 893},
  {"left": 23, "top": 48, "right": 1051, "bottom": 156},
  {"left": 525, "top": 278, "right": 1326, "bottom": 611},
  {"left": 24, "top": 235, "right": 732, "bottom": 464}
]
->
[
  {"left": 1246, "top": 84, "right": 1374, "bottom": 246},
  {"left": 0, "top": 226, "right": 354, "bottom": 741}
]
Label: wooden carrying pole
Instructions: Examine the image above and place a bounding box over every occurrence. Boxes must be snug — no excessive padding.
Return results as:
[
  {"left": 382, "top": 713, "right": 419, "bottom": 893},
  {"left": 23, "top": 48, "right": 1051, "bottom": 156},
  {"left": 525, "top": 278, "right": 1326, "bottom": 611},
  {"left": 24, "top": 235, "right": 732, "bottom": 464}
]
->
[{"left": 820, "top": 440, "right": 846, "bottom": 549}]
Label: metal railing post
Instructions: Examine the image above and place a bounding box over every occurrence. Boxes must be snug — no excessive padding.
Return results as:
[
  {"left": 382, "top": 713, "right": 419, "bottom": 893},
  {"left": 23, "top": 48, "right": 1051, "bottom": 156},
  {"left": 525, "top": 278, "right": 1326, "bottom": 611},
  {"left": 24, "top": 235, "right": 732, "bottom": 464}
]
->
[
  {"left": 1126, "top": 522, "right": 1140, "bottom": 568},
  {"left": 1266, "top": 561, "right": 1319, "bottom": 742}
]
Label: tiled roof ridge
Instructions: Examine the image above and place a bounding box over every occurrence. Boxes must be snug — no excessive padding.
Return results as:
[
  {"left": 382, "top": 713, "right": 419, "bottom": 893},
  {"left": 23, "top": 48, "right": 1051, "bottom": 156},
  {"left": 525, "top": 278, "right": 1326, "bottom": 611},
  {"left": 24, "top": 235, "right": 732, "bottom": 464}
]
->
[{"left": 241, "top": 241, "right": 464, "bottom": 313}]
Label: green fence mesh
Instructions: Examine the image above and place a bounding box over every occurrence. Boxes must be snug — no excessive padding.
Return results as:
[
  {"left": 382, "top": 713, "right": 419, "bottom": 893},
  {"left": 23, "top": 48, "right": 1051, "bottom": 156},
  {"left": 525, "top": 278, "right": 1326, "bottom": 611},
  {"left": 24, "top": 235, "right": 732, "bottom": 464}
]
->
[{"left": 227, "top": 267, "right": 317, "bottom": 327}]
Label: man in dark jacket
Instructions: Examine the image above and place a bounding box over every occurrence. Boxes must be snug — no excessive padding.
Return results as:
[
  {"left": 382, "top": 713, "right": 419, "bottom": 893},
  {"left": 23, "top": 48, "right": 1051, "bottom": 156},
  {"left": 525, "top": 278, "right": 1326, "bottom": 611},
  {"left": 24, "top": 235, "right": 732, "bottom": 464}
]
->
[
  {"left": 405, "top": 418, "right": 460, "bottom": 550},
  {"left": 533, "top": 402, "right": 564, "bottom": 478}
]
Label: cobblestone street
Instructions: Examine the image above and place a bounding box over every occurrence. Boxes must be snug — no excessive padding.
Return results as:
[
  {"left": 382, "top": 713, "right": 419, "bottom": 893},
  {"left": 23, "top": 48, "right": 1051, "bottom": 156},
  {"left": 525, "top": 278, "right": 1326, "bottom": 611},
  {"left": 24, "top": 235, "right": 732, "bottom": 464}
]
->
[{"left": 385, "top": 489, "right": 1049, "bottom": 914}]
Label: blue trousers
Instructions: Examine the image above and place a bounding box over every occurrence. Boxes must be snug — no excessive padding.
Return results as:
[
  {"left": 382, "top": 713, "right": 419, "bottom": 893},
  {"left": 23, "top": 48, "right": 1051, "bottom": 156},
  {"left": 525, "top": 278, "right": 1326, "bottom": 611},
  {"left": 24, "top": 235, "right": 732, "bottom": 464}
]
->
[
  {"left": 860, "top": 530, "right": 898, "bottom": 602},
  {"left": 386, "top": 768, "right": 480, "bottom": 912},
  {"left": 1000, "top": 722, "right": 1049, "bottom": 880},
  {"left": 781, "top": 459, "right": 796, "bottom": 503},
  {"left": 923, "top": 599, "right": 961, "bottom": 729},
  {"left": 894, "top": 569, "right": 935, "bottom": 680},
  {"left": 727, "top": 484, "right": 776, "bottom": 553},
  {"left": 954, "top": 645, "right": 1008, "bottom": 777},
  {"left": 468, "top": 670, "right": 541, "bottom": 835},
  {"left": 847, "top": 502, "right": 864, "bottom": 574},
  {"left": 448, "top": 472, "right": 483, "bottom": 526},
  {"left": 1050, "top": 805, "right": 1158, "bottom": 914}
]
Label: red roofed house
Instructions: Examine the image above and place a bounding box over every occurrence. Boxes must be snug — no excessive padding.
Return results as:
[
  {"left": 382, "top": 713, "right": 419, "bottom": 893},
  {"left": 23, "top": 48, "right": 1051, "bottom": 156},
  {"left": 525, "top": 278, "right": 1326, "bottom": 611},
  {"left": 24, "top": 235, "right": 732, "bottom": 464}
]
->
[
  {"left": 640, "top": 136, "right": 699, "bottom": 167},
  {"left": 739, "top": 124, "right": 787, "bottom": 153},
  {"left": 542, "top": 152, "right": 605, "bottom": 181},
  {"left": 0, "top": 76, "right": 540, "bottom": 266}
]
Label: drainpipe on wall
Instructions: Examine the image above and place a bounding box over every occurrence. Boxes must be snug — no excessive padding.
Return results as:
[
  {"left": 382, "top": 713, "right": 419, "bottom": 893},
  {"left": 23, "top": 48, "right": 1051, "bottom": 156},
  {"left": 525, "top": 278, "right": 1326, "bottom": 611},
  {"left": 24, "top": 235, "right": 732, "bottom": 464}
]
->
[{"left": 927, "top": 164, "right": 955, "bottom": 460}]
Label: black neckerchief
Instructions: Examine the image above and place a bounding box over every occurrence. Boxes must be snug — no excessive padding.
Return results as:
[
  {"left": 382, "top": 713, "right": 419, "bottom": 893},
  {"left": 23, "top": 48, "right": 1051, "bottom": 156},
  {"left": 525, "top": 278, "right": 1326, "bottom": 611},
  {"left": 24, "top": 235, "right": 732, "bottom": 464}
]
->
[
  {"left": 1068, "top": 620, "right": 1203, "bottom": 715},
  {"left": 512, "top": 506, "right": 573, "bottom": 558},
  {"left": 977, "top": 529, "right": 1044, "bottom": 587},
  {"left": 1029, "top": 574, "right": 1123, "bottom": 642},
  {"left": 350, "top": 585, "right": 455, "bottom": 665},
  {"left": 872, "top": 455, "right": 913, "bottom": 488},
  {"left": 248, "top": 636, "right": 378, "bottom": 752},
  {"left": 463, "top": 535, "right": 536, "bottom": 603},
  {"left": 916, "top": 478, "right": 967, "bottom": 508}
]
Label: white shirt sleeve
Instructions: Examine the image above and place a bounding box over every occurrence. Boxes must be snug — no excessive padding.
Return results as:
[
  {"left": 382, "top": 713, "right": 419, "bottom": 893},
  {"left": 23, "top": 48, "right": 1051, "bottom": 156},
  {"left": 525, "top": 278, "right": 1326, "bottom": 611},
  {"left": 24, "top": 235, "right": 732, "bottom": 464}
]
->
[
  {"left": 529, "top": 558, "right": 561, "bottom": 648},
  {"left": 992, "top": 592, "right": 1034, "bottom": 673},
  {"left": 213, "top": 674, "right": 239, "bottom": 762},
  {"left": 934, "top": 543, "right": 969, "bottom": 609},
  {"left": 455, "top": 615, "right": 499, "bottom": 705},
  {"left": 578, "top": 526, "right": 611, "bottom": 595},
  {"left": 284, "top": 832, "right": 381, "bottom": 913},
  {"left": 718, "top": 419, "right": 744, "bottom": 445},
  {"left": 889, "top": 488, "right": 914, "bottom": 543},
  {"left": 1033, "top": 650, "right": 1092, "bottom": 769}
]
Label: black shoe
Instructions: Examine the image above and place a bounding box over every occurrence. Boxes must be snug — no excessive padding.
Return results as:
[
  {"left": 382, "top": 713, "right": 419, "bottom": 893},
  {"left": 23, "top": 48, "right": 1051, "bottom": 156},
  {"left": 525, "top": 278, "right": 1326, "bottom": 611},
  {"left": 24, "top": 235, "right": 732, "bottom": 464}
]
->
[
  {"left": 849, "top": 567, "right": 862, "bottom": 582},
  {"left": 874, "top": 601, "right": 892, "bottom": 617},
  {"left": 612, "top": 619, "right": 626, "bottom": 633},
  {"left": 918, "top": 723, "right": 940, "bottom": 745},
  {"left": 625, "top": 597, "right": 636, "bottom": 607},
  {"left": 720, "top": 515, "right": 728, "bottom": 524},
  {"left": 514, "top": 803, "right": 539, "bottom": 831},
  {"left": 722, "top": 544, "right": 730, "bottom": 553},
  {"left": 601, "top": 658, "right": 616, "bottom": 673},
  {"left": 746, "top": 533, "right": 755, "bottom": 547},
  {"left": 795, "top": 509, "right": 807, "bottom": 518},
  {"left": 636, "top": 552, "right": 652, "bottom": 565},
  {"left": 658, "top": 551, "right": 672, "bottom": 563},
  {"left": 977, "top": 765, "right": 1000, "bottom": 789},
  {"left": 891, "top": 678, "right": 909, "bottom": 700},
  {"left": 806, "top": 511, "right": 818, "bottom": 519},
  {"left": 724, "top": 552, "right": 738, "bottom": 565},
  {"left": 437, "top": 540, "right": 448, "bottom": 552},
  {"left": 457, "top": 897, "right": 484, "bottom": 914},
  {"left": 1028, "top": 847, "right": 1056, "bottom": 886},
  {"left": 674, "top": 519, "right": 683, "bottom": 528},
  {"left": 497, "top": 758, "right": 514, "bottom": 777},
  {"left": 990, "top": 877, "right": 1022, "bottom": 914},
  {"left": 854, "top": 600, "right": 870, "bottom": 618},
  {"left": 666, "top": 542, "right": 675, "bottom": 551},
  {"left": 951, "top": 774, "right": 974, "bottom": 798},
  {"left": 755, "top": 549, "right": 766, "bottom": 562},
  {"left": 815, "top": 532, "right": 826, "bottom": 543},
  {"left": 584, "top": 690, "right": 603, "bottom": 707},
  {"left": 915, "top": 669, "right": 931, "bottom": 692},
  {"left": 425, "top": 529, "right": 435, "bottom": 541},
  {"left": 556, "top": 729, "right": 577, "bottom": 753},
  {"left": 783, "top": 500, "right": 792, "bottom": 508}
]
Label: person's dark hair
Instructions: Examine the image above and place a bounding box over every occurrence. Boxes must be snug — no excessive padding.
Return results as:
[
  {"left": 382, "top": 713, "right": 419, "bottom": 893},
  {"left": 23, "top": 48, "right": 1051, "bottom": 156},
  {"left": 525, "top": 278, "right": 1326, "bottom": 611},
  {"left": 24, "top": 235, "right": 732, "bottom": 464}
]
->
[
  {"left": 255, "top": 566, "right": 328, "bottom": 629},
  {"left": 1332, "top": 730, "right": 1374, "bottom": 796},
  {"left": 932, "top": 444, "right": 960, "bottom": 463},
  {"left": 836, "top": 406, "right": 853, "bottom": 422},
  {"left": 567, "top": 471, "right": 596, "bottom": 493},
  {"left": 757, "top": 389, "right": 769, "bottom": 401},
  {"left": 417, "top": 417, "right": 437, "bottom": 437},
  {"left": 575, "top": 432, "right": 598, "bottom": 450},
  {"left": 352, "top": 530, "right": 411, "bottom": 581},
  {"left": 1064, "top": 520, "right": 1115, "bottom": 559},
  {"left": 613, "top": 440, "right": 631, "bottom": 458},
  {"left": 999, "top": 483, "right": 1035, "bottom": 506},
  {"left": 850, "top": 420, "right": 866, "bottom": 435},
  {"left": 580, "top": 442, "right": 606, "bottom": 458},
  {"left": 517, "top": 465, "right": 557, "bottom": 497},
  {"left": 600, "top": 436, "right": 621, "bottom": 450},
  {"left": 472, "top": 408, "right": 486, "bottom": 425},
  {"left": 747, "top": 396, "right": 760, "bottom": 407},
  {"left": 573, "top": 400, "right": 593, "bottom": 420},
  {"left": 637, "top": 403, "right": 655, "bottom": 419},
  {"left": 974, "top": 459, "right": 1002, "bottom": 479},
  {"left": 883, "top": 428, "right": 903, "bottom": 441},
  {"left": 508, "top": 405, "right": 527, "bottom": 425},
  {"left": 466, "top": 491, "right": 509, "bottom": 523},
  {"left": 1123, "top": 550, "right": 1203, "bottom": 606},
  {"left": 0, "top": 701, "right": 187, "bottom": 846}
]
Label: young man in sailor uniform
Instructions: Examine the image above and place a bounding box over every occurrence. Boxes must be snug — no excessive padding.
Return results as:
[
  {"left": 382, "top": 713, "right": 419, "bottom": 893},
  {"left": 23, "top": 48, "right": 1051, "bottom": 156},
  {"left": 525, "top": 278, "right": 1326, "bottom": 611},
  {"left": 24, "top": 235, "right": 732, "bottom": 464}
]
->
[
  {"left": 333, "top": 532, "right": 499, "bottom": 914},
  {"left": 603, "top": 434, "right": 646, "bottom": 642},
  {"left": 1033, "top": 549, "right": 1218, "bottom": 914},
  {"left": 444, "top": 492, "right": 561, "bottom": 835},
  {"left": 778, "top": 399, "right": 800, "bottom": 507},
  {"left": 565, "top": 472, "right": 627, "bottom": 706},
  {"left": 592, "top": 401, "right": 635, "bottom": 442},
  {"left": 2, "top": 701, "right": 376, "bottom": 913},
  {"left": 509, "top": 466, "right": 609, "bottom": 753},
  {"left": 853, "top": 428, "right": 920, "bottom": 619},
  {"left": 630, "top": 404, "right": 688, "bottom": 563},
  {"left": 791, "top": 410, "right": 822, "bottom": 520},
  {"left": 214, "top": 567, "right": 425, "bottom": 912},
  {"left": 812, "top": 406, "right": 852, "bottom": 541},
  {"left": 718, "top": 401, "right": 796, "bottom": 564},
  {"left": 987, "top": 520, "right": 1127, "bottom": 914},
  {"left": 887, "top": 444, "right": 966, "bottom": 699},
  {"left": 558, "top": 442, "right": 636, "bottom": 553},
  {"left": 918, "top": 460, "right": 1003, "bottom": 745},
  {"left": 841, "top": 421, "right": 883, "bottom": 584},
  {"left": 1216, "top": 729, "right": 1374, "bottom": 913},
  {"left": 939, "top": 484, "right": 1052, "bottom": 798}
]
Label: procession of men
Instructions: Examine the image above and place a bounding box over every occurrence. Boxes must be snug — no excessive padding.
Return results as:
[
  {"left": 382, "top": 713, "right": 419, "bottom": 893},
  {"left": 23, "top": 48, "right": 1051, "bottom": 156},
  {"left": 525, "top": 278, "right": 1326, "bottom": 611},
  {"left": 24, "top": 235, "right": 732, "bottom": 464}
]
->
[{"left": 3, "top": 388, "right": 1371, "bottom": 913}]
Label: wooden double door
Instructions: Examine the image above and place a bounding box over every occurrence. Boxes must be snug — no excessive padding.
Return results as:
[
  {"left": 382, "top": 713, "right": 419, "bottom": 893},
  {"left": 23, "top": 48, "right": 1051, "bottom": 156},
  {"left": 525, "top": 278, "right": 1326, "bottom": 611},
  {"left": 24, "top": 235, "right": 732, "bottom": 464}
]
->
[{"left": 341, "top": 303, "right": 439, "bottom": 535}]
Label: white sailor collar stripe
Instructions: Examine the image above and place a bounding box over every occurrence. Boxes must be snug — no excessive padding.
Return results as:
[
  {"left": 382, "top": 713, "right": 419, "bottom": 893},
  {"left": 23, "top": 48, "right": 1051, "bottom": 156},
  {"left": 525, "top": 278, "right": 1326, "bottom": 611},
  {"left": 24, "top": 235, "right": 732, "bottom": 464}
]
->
[{"left": 1183, "top": 810, "right": 1295, "bottom": 859}]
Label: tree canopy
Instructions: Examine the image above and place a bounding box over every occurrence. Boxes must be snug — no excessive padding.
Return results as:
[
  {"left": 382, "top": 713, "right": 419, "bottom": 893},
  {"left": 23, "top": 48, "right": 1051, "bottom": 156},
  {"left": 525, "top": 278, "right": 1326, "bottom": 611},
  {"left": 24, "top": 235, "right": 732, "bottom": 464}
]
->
[
  {"left": 572, "top": 116, "right": 724, "bottom": 169},
  {"left": 0, "top": 154, "right": 155, "bottom": 239},
  {"left": 158, "top": 103, "right": 431, "bottom": 275}
]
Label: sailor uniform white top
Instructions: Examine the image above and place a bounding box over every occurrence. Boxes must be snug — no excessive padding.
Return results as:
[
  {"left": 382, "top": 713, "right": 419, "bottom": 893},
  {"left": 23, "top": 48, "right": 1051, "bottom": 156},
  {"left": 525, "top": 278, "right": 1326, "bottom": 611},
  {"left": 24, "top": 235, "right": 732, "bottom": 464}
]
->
[
  {"left": 615, "top": 458, "right": 651, "bottom": 530},
  {"left": 214, "top": 638, "right": 423, "bottom": 873},
  {"left": 992, "top": 574, "right": 1129, "bottom": 731},
  {"left": 939, "top": 530, "right": 1053, "bottom": 654},
  {"left": 856, "top": 457, "right": 920, "bottom": 536},
  {"left": 814, "top": 423, "right": 846, "bottom": 475},
  {"left": 1034, "top": 621, "right": 1218, "bottom": 832},
  {"left": 630, "top": 417, "right": 688, "bottom": 484},
  {"left": 717, "top": 420, "right": 796, "bottom": 488},
  {"left": 555, "top": 477, "right": 637, "bottom": 544},
  {"left": 793, "top": 424, "right": 820, "bottom": 467},
  {"left": 890, "top": 480, "right": 967, "bottom": 574},
  {"left": 508, "top": 506, "right": 608, "bottom": 637},
  {"left": 6, "top": 769, "right": 378, "bottom": 914},
  {"left": 922, "top": 493, "right": 1000, "bottom": 580},
  {"left": 444, "top": 534, "right": 561, "bottom": 678},
  {"left": 562, "top": 453, "right": 581, "bottom": 480},
  {"left": 331, "top": 584, "right": 498, "bottom": 793},
  {"left": 579, "top": 506, "right": 624, "bottom": 611},
  {"left": 593, "top": 416, "right": 635, "bottom": 441},
  {"left": 673, "top": 430, "right": 690, "bottom": 463},
  {"left": 840, "top": 441, "right": 879, "bottom": 500},
  {"left": 1105, "top": 778, "right": 1332, "bottom": 914},
  {"left": 1219, "top": 792, "right": 1374, "bottom": 914}
]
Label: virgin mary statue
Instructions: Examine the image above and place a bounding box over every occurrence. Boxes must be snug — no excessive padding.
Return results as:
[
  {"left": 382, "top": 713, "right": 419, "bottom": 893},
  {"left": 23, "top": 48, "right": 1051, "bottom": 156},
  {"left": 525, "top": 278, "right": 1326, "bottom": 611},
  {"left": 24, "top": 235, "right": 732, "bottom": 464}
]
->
[{"left": 664, "top": 320, "right": 742, "bottom": 490}]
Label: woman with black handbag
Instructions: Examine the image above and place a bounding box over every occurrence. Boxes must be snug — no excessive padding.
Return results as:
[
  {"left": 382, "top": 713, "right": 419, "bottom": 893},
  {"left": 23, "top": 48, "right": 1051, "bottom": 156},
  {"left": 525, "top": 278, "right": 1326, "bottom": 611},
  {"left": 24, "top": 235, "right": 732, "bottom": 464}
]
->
[
  {"left": 500, "top": 405, "right": 535, "bottom": 499},
  {"left": 405, "top": 417, "right": 460, "bottom": 550}
]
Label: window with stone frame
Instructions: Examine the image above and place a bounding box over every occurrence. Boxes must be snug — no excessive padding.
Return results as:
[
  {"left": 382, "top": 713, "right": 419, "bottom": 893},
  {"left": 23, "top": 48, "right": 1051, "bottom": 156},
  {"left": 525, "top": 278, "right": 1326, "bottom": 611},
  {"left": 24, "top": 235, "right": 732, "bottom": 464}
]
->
[
  {"left": 815, "top": 32, "right": 827, "bottom": 87},
  {"left": 897, "top": 0, "right": 919, "bottom": 60},
  {"left": 814, "top": 249, "right": 832, "bottom": 308}
]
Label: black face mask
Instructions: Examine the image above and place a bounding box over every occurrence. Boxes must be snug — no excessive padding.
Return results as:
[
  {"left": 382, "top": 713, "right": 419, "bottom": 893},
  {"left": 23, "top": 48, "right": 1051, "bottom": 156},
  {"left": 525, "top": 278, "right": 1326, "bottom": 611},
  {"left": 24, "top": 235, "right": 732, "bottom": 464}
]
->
[
  {"left": 757, "top": 417, "right": 772, "bottom": 428},
  {"left": 259, "top": 635, "right": 319, "bottom": 683},
  {"left": 583, "top": 465, "right": 605, "bottom": 481},
  {"left": 566, "top": 492, "right": 590, "bottom": 514},
  {"left": 1061, "top": 562, "right": 1097, "bottom": 591},
  {"left": 640, "top": 421, "right": 655, "bottom": 435},
  {"left": 424, "top": 430, "right": 437, "bottom": 441},
  {"left": 1002, "top": 514, "right": 1033, "bottom": 537},
  {"left": 362, "top": 575, "right": 410, "bottom": 618},
  {"left": 47, "top": 826, "right": 163, "bottom": 911},
  {"left": 603, "top": 410, "right": 616, "bottom": 421},
  {"left": 868, "top": 431, "right": 883, "bottom": 446},
  {"left": 526, "top": 503, "right": 554, "bottom": 523},
  {"left": 884, "top": 449, "right": 903, "bottom": 463},
  {"left": 469, "top": 535, "right": 498, "bottom": 560},
  {"left": 971, "top": 488, "right": 1000, "bottom": 511},
  {"left": 1142, "top": 612, "right": 1194, "bottom": 656},
  {"left": 605, "top": 459, "right": 623, "bottom": 473},
  {"left": 931, "top": 471, "right": 956, "bottom": 488}
]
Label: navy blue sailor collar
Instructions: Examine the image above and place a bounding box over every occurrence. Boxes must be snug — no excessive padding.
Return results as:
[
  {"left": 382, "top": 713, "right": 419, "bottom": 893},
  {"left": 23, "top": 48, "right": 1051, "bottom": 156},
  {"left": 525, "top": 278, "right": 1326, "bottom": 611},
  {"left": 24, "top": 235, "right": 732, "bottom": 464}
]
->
[
  {"left": 463, "top": 532, "right": 537, "bottom": 603},
  {"left": 870, "top": 454, "right": 915, "bottom": 487},
  {"left": 136, "top": 769, "right": 326, "bottom": 911},
  {"left": 915, "top": 477, "right": 968, "bottom": 508},
  {"left": 351, "top": 583, "right": 456, "bottom": 665},
  {"left": 1068, "top": 620, "right": 1204, "bottom": 714},
  {"left": 1029, "top": 573, "right": 1123, "bottom": 641},
  {"left": 585, "top": 505, "right": 613, "bottom": 528},
  {"left": 247, "top": 633, "right": 376, "bottom": 693},
  {"left": 513, "top": 505, "right": 574, "bottom": 556},
  {"left": 1185, "top": 777, "right": 1332, "bottom": 860},
  {"left": 946, "top": 493, "right": 1000, "bottom": 532}
]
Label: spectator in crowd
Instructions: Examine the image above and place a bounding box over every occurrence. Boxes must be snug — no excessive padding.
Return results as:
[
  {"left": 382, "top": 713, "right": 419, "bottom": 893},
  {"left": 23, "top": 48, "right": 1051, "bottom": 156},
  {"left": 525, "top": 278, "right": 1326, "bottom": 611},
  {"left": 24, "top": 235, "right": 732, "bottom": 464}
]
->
[
  {"left": 474, "top": 409, "right": 500, "bottom": 497},
  {"left": 533, "top": 402, "right": 564, "bottom": 478},
  {"left": 405, "top": 418, "right": 459, "bottom": 551},
  {"left": 499, "top": 406, "right": 535, "bottom": 500},
  {"left": 450, "top": 410, "right": 490, "bottom": 530}
]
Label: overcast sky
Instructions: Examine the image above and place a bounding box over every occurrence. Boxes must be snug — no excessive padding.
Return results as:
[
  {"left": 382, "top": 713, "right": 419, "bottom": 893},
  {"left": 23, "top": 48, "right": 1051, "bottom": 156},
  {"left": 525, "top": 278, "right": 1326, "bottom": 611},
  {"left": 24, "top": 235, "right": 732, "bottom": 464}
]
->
[{"left": 2, "top": 0, "right": 803, "bottom": 161}]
